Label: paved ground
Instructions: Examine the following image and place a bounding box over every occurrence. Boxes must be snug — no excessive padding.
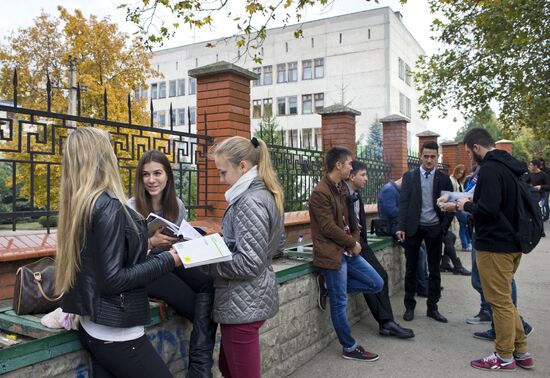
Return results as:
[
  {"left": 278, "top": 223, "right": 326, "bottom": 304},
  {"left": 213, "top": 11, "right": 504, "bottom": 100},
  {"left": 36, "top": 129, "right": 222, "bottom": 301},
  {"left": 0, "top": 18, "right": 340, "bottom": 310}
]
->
[{"left": 290, "top": 234, "right": 550, "bottom": 377}]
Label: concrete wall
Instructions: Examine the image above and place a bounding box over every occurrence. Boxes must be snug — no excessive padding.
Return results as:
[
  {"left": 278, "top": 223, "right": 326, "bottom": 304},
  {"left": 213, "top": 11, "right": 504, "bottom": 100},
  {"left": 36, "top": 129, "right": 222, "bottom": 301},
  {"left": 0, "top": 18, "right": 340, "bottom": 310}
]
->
[{"left": 5, "top": 245, "right": 404, "bottom": 377}]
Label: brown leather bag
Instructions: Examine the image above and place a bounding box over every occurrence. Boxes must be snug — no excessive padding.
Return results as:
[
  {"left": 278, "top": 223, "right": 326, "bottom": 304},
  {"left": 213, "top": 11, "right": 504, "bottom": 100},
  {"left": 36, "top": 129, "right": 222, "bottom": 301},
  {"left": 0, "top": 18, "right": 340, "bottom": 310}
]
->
[{"left": 13, "top": 257, "right": 63, "bottom": 315}]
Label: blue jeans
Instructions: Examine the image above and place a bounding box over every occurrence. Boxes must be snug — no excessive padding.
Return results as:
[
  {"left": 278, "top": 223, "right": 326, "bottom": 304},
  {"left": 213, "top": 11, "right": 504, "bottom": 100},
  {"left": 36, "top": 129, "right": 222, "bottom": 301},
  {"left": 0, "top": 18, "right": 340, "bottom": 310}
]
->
[
  {"left": 541, "top": 191, "right": 549, "bottom": 219},
  {"left": 456, "top": 211, "right": 472, "bottom": 249},
  {"left": 323, "top": 254, "right": 384, "bottom": 351},
  {"left": 416, "top": 242, "right": 428, "bottom": 295}
]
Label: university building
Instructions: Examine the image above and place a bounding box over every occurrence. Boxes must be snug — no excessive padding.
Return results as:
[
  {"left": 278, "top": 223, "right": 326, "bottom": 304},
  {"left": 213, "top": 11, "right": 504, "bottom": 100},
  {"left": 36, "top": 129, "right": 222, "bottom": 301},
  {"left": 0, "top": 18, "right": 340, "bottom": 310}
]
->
[{"left": 141, "top": 6, "right": 427, "bottom": 149}]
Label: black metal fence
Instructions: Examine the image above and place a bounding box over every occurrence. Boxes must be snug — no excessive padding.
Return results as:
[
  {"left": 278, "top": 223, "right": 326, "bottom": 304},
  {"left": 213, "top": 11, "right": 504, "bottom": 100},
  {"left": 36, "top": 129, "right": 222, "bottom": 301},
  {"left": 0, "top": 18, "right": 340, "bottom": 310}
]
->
[
  {"left": 356, "top": 145, "right": 392, "bottom": 204},
  {"left": 0, "top": 70, "right": 212, "bottom": 232},
  {"left": 268, "top": 144, "right": 323, "bottom": 211}
]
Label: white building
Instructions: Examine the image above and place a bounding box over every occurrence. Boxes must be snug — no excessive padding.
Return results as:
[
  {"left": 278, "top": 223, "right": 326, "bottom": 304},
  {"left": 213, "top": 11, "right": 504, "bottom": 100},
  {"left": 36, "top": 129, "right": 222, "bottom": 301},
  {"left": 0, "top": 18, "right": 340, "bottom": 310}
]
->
[{"left": 144, "top": 7, "right": 427, "bottom": 149}]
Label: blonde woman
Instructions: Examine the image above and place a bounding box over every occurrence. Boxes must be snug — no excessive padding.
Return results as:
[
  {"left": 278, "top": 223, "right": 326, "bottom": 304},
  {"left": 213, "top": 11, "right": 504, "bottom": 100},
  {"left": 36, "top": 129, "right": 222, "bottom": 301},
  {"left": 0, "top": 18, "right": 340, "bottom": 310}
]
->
[
  {"left": 206, "top": 136, "right": 284, "bottom": 378},
  {"left": 56, "top": 127, "right": 181, "bottom": 378},
  {"left": 450, "top": 164, "right": 472, "bottom": 250}
]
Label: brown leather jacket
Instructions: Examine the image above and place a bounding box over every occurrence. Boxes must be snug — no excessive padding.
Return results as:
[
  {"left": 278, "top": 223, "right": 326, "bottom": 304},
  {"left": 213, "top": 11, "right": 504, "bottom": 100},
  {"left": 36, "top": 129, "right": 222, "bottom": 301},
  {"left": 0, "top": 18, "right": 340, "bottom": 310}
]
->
[{"left": 309, "top": 175, "right": 359, "bottom": 270}]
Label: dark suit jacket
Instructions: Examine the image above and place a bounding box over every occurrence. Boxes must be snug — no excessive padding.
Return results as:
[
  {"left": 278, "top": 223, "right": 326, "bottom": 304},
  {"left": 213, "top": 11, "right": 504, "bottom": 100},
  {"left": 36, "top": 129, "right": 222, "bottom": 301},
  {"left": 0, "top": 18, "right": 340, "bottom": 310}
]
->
[{"left": 398, "top": 168, "right": 453, "bottom": 236}]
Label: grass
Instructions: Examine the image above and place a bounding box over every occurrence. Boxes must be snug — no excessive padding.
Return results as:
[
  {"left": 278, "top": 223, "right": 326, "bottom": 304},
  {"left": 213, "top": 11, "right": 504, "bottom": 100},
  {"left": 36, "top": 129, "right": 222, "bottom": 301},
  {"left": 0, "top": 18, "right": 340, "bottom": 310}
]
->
[{"left": 0, "top": 222, "right": 46, "bottom": 231}]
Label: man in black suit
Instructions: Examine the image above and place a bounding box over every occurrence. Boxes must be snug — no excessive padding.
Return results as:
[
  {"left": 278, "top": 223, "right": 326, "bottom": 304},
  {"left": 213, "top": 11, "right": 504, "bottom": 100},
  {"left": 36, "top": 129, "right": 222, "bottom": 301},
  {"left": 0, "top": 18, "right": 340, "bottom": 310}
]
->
[
  {"left": 345, "top": 160, "right": 414, "bottom": 339},
  {"left": 396, "top": 141, "right": 453, "bottom": 323}
]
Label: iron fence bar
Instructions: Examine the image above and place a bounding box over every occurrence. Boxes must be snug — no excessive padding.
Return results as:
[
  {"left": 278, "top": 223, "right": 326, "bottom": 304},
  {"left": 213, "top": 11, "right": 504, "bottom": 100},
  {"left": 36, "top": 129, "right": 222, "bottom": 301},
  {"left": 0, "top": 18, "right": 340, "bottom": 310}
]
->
[
  {"left": 149, "top": 99, "right": 154, "bottom": 127},
  {"left": 46, "top": 74, "right": 52, "bottom": 112},
  {"left": 77, "top": 84, "right": 81, "bottom": 116},
  {"left": 127, "top": 94, "right": 132, "bottom": 125},
  {"left": 13, "top": 68, "right": 17, "bottom": 108},
  {"left": 103, "top": 88, "right": 108, "bottom": 121}
]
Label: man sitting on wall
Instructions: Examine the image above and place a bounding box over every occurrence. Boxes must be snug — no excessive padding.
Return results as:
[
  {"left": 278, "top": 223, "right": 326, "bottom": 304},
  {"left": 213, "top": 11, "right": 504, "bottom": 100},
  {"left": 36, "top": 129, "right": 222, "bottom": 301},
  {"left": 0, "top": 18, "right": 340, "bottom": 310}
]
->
[{"left": 346, "top": 160, "right": 414, "bottom": 339}]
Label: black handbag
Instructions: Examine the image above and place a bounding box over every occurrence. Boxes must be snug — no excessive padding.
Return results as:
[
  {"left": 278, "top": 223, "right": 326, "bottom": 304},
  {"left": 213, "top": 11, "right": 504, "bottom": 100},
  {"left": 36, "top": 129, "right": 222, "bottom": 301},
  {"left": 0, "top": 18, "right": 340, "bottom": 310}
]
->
[
  {"left": 12, "top": 257, "right": 63, "bottom": 315},
  {"left": 370, "top": 218, "right": 393, "bottom": 237}
]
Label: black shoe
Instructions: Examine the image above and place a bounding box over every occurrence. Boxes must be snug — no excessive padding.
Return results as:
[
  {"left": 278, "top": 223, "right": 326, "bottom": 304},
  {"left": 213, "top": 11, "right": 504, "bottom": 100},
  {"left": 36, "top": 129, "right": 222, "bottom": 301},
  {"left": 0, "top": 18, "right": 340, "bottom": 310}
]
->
[
  {"left": 440, "top": 265, "right": 453, "bottom": 272},
  {"left": 403, "top": 309, "right": 414, "bottom": 321},
  {"left": 379, "top": 320, "right": 415, "bottom": 339},
  {"left": 427, "top": 309, "right": 448, "bottom": 323},
  {"left": 453, "top": 267, "right": 471, "bottom": 276}
]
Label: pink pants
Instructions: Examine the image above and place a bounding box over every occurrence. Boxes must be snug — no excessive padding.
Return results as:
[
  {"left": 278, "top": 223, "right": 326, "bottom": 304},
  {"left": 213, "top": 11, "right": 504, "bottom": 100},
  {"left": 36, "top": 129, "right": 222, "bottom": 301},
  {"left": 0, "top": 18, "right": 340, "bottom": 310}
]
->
[{"left": 219, "top": 320, "right": 265, "bottom": 378}]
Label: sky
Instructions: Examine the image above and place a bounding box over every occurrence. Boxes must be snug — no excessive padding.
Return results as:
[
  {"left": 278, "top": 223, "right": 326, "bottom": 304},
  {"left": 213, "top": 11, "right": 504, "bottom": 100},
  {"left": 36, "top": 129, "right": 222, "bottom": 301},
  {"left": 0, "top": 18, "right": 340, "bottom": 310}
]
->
[{"left": 0, "top": 0, "right": 463, "bottom": 140}]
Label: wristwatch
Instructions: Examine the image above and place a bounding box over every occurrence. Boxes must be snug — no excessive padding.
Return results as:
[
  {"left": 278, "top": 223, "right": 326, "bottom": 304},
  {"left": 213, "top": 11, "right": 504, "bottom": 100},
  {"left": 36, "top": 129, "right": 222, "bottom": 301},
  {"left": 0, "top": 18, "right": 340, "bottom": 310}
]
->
[{"left": 455, "top": 201, "right": 460, "bottom": 211}]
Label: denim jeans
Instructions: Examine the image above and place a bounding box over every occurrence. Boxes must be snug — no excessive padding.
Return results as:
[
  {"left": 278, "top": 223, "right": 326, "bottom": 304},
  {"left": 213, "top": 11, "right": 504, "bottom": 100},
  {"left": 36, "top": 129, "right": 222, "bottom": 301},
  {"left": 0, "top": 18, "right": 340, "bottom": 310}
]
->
[
  {"left": 456, "top": 211, "right": 472, "bottom": 249},
  {"left": 416, "top": 242, "right": 428, "bottom": 295},
  {"left": 323, "top": 254, "right": 384, "bottom": 351},
  {"left": 541, "top": 191, "right": 549, "bottom": 219}
]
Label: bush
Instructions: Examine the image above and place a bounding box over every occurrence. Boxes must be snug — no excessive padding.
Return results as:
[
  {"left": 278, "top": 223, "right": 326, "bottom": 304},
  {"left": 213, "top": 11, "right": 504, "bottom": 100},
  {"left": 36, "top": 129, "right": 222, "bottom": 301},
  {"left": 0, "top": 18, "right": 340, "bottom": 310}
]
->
[{"left": 38, "top": 216, "right": 58, "bottom": 227}]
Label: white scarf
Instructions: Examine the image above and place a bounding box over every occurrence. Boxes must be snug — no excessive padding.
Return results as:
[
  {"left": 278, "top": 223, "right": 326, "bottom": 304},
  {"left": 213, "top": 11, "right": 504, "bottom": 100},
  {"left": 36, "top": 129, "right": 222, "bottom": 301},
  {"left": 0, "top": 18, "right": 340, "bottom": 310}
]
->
[{"left": 225, "top": 165, "right": 258, "bottom": 205}]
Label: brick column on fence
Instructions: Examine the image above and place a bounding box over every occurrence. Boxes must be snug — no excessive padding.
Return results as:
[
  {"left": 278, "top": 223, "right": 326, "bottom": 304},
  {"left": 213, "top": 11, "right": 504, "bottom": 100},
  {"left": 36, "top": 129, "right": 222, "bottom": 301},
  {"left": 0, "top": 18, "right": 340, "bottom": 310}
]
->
[
  {"left": 441, "top": 142, "right": 459, "bottom": 172},
  {"left": 416, "top": 130, "right": 440, "bottom": 152},
  {"left": 317, "top": 104, "right": 360, "bottom": 154},
  {"left": 380, "top": 114, "right": 409, "bottom": 180},
  {"left": 496, "top": 139, "right": 513, "bottom": 154},
  {"left": 188, "top": 61, "right": 258, "bottom": 221}
]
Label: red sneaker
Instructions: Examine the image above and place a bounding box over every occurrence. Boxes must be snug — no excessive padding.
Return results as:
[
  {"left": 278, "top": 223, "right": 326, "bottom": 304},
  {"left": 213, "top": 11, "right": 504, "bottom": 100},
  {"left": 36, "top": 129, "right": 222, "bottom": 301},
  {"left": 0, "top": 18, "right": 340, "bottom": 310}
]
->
[
  {"left": 471, "top": 352, "right": 516, "bottom": 371},
  {"left": 514, "top": 353, "right": 535, "bottom": 369}
]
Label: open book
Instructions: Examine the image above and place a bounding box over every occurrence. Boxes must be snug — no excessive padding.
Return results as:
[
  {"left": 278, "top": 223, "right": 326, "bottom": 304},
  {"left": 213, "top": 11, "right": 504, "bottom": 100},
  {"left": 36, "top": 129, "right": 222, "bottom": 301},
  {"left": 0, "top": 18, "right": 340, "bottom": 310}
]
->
[
  {"left": 172, "top": 233, "right": 233, "bottom": 268},
  {"left": 146, "top": 213, "right": 204, "bottom": 240}
]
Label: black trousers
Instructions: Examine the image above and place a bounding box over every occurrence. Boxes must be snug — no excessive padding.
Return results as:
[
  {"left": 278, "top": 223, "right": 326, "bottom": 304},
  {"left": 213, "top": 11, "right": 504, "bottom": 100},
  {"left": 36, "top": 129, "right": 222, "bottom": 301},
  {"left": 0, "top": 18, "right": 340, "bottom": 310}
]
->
[
  {"left": 147, "top": 264, "right": 213, "bottom": 321},
  {"left": 441, "top": 230, "right": 464, "bottom": 269},
  {"left": 404, "top": 224, "right": 443, "bottom": 311},
  {"left": 78, "top": 326, "right": 173, "bottom": 378},
  {"left": 360, "top": 241, "right": 394, "bottom": 325}
]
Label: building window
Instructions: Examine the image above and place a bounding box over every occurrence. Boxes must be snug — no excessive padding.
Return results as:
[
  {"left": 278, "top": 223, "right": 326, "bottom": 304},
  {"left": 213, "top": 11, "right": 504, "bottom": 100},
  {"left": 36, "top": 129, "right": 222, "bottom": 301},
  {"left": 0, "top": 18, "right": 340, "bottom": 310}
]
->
[
  {"left": 177, "top": 79, "right": 185, "bottom": 96},
  {"left": 314, "top": 93, "right": 324, "bottom": 112},
  {"left": 252, "top": 100, "right": 262, "bottom": 118},
  {"left": 288, "top": 62, "right": 298, "bottom": 82},
  {"left": 134, "top": 88, "right": 140, "bottom": 100},
  {"left": 158, "top": 110, "right": 166, "bottom": 127},
  {"left": 263, "top": 98, "right": 273, "bottom": 117},
  {"left": 339, "top": 33, "right": 342, "bottom": 44},
  {"left": 302, "top": 128, "right": 312, "bottom": 149},
  {"left": 314, "top": 58, "right": 324, "bottom": 79},
  {"left": 277, "top": 97, "right": 286, "bottom": 116},
  {"left": 406, "top": 97, "right": 411, "bottom": 118},
  {"left": 368, "top": 29, "right": 371, "bottom": 39},
  {"left": 159, "top": 82, "right": 166, "bottom": 98},
  {"left": 169, "top": 80, "right": 177, "bottom": 97},
  {"left": 151, "top": 83, "right": 158, "bottom": 99},
  {"left": 152, "top": 111, "right": 158, "bottom": 125},
  {"left": 398, "top": 58, "right": 405, "bottom": 80},
  {"left": 252, "top": 67, "right": 261, "bottom": 86},
  {"left": 176, "top": 108, "right": 185, "bottom": 126},
  {"left": 302, "top": 60, "right": 312, "bottom": 80},
  {"left": 285, "top": 42, "right": 288, "bottom": 52},
  {"left": 288, "top": 96, "right": 298, "bottom": 115},
  {"left": 399, "top": 92, "right": 406, "bottom": 115},
  {"left": 263, "top": 65, "right": 272, "bottom": 85},
  {"left": 291, "top": 129, "right": 299, "bottom": 147},
  {"left": 302, "top": 94, "right": 312, "bottom": 114},
  {"left": 315, "top": 128, "right": 322, "bottom": 149},
  {"left": 188, "top": 78, "right": 196, "bottom": 95},
  {"left": 189, "top": 107, "right": 196, "bottom": 125},
  {"left": 405, "top": 64, "right": 411, "bottom": 86},
  {"left": 277, "top": 64, "right": 286, "bottom": 83}
]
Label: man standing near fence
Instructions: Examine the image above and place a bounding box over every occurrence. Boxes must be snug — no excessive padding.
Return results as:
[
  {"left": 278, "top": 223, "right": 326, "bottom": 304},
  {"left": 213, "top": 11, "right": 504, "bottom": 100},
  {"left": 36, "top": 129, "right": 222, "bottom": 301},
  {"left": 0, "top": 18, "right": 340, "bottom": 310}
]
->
[
  {"left": 396, "top": 141, "right": 453, "bottom": 323},
  {"left": 345, "top": 160, "right": 414, "bottom": 339},
  {"left": 309, "top": 147, "right": 384, "bottom": 361}
]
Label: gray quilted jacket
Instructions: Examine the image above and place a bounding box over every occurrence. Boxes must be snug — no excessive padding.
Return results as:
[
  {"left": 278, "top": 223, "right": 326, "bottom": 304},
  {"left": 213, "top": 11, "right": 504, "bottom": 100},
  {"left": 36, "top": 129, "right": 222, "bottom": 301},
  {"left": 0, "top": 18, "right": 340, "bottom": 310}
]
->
[{"left": 206, "top": 178, "right": 283, "bottom": 324}]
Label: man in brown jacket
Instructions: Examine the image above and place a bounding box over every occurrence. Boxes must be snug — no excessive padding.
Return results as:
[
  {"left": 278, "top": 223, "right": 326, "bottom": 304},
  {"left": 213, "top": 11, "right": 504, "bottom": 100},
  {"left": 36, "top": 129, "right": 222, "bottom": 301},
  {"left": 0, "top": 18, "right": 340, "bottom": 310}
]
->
[{"left": 309, "top": 146, "right": 383, "bottom": 362}]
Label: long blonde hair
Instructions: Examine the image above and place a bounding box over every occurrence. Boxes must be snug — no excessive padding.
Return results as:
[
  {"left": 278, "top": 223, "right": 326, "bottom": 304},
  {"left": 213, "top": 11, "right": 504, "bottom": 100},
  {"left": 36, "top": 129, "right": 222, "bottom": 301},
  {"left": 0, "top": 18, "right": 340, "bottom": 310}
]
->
[
  {"left": 212, "top": 136, "right": 284, "bottom": 214},
  {"left": 56, "top": 127, "right": 128, "bottom": 293}
]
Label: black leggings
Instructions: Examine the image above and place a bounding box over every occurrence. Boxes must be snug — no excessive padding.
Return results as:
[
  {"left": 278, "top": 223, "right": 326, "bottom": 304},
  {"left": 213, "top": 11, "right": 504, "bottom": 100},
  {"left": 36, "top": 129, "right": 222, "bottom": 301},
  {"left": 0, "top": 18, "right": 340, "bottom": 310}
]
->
[
  {"left": 78, "top": 326, "right": 172, "bottom": 378},
  {"left": 146, "top": 265, "right": 213, "bottom": 321}
]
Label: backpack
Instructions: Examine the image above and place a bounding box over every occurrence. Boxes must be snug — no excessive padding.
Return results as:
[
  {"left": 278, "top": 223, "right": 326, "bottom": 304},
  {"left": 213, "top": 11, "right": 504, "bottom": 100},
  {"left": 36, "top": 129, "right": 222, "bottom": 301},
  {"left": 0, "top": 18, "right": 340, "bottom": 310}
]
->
[{"left": 497, "top": 165, "right": 544, "bottom": 254}]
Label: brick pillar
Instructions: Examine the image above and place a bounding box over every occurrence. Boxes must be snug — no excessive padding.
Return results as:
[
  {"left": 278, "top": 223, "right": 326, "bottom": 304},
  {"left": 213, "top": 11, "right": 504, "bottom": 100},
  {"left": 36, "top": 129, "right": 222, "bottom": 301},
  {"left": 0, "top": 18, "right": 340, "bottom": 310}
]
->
[
  {"left": 381, "top": 114, "right": 409, "bottom": 180},
  {"left": 317, "top": 105, "right": 360, "bottom": 153},
  {"left": 189, "top": 62, "right": 258, "bottom": 221},
  {"left": 495, "top": 139, "right": 513, "bottom": 154},
  {"left": 416, "top": 130, "right": 440, "bottom": 153},
  {"left": 441, "top": 142, "right": 459, "bottom": 173}
]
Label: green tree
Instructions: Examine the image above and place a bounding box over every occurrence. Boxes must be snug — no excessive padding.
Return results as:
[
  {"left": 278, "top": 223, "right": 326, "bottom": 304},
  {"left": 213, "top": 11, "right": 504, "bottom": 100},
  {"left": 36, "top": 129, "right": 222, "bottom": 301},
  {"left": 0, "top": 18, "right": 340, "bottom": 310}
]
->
[
  {"left": 454, "top": 107, "right": 503, "bottom": 143},
  {"left": 121, "top": 0, "right": 380, "bottom": 62},
  {"left": 255, "top": 115, "right": 283, "bottom": 144},
  {"left": 416, "top": 0, "right": 549, "bottom": 137},
  {"left": 366, "top": 118, "right": 383, "bottom": 160}
]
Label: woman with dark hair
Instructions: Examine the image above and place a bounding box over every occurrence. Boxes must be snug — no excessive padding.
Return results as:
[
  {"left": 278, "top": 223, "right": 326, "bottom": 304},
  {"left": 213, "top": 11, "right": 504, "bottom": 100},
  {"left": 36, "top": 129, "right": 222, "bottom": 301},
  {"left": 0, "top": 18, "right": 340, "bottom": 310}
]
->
[{"left": 128, "top": 150, "right": 216, "bottom": 378}]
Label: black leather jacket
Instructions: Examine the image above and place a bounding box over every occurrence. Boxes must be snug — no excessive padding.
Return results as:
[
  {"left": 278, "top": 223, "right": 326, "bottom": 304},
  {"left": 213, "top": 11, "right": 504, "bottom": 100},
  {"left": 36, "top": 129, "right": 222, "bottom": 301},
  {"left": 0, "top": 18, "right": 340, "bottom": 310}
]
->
[{"left": 61, "top": 192, "right": 175, "bottom": 327}]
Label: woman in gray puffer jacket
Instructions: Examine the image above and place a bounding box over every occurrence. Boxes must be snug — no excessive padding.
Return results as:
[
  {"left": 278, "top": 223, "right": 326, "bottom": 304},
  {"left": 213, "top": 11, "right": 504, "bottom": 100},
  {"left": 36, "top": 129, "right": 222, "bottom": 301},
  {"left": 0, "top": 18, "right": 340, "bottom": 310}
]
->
[{"left": 207, "top": 136, "right": 284, "bottom": 378}]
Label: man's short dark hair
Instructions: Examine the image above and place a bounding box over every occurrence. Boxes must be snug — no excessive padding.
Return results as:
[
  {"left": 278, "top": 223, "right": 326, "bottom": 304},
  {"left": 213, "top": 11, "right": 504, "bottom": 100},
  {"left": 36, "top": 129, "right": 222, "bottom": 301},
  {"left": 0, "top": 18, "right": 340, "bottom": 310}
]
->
[
  {"left": 463, "top": 128, "right": 495, "bottom": 149},
  {"left": 325, "top": 146, "right": 353, "bottom": 172},
  {"left": 421, "top": 141, "right": 439, "bottom": 153},
  {"left": 350, "top": 160, "right": 367, "bottom": 176},
  {"left": 531, "top": 159, "right": 541, "bottom": 169}
]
